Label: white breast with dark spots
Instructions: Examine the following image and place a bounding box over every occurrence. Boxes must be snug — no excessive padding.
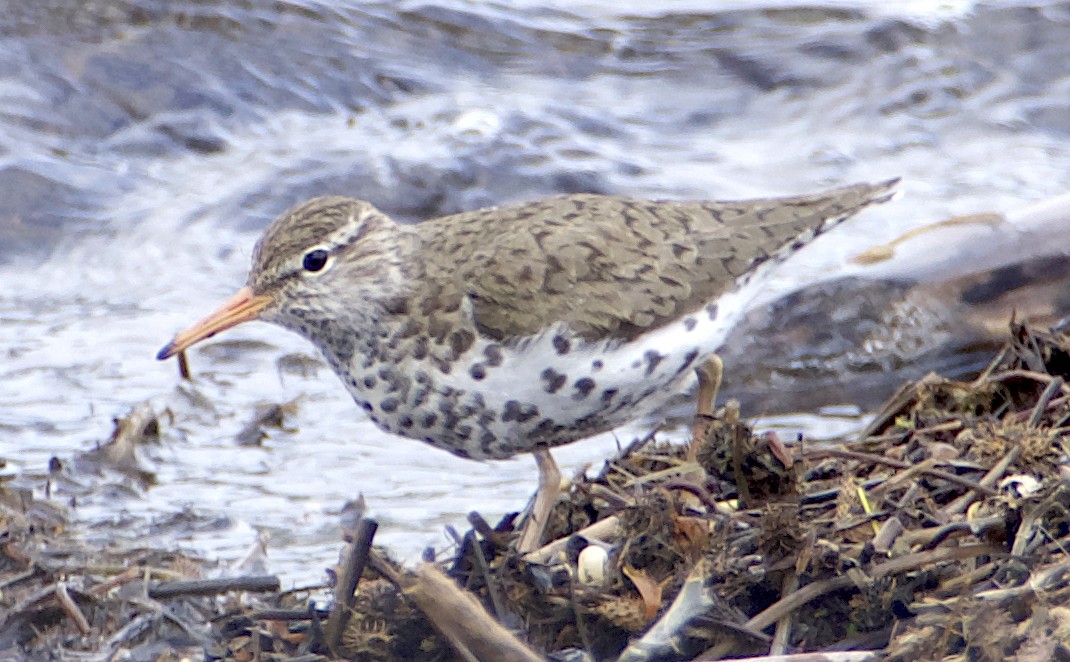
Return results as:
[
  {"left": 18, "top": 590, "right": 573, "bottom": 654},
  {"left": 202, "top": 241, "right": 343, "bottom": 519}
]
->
[{"left": 329, "top": 280, "right": 760, "bottom": 461}]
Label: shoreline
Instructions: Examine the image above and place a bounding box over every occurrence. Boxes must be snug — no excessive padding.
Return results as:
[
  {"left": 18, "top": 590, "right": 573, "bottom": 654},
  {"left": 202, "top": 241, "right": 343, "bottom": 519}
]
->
[{"left": 4, "top": 322, "right": 1068, "bottom": 660}]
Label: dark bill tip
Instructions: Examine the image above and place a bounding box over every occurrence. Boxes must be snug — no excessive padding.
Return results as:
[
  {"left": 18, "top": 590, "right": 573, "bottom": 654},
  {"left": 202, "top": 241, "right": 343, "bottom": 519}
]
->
[
  {"left": 156, "top": 342, "right": 177, "bottom": 361},
  {"left": 153, "top": 287, "right": 271, "bottom": 365}
]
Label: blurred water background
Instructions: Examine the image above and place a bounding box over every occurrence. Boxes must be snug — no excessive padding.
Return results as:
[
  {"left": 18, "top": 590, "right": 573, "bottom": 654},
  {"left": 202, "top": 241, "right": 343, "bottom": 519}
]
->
[{"left": 3, "top": 0, "right": 1070, "bottom": 584}]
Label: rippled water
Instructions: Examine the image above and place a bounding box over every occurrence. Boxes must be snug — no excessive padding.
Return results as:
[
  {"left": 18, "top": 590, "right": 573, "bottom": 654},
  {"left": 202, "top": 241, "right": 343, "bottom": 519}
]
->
[{"left": 3, "top": 0, "right": 1070, "bottom": 584}]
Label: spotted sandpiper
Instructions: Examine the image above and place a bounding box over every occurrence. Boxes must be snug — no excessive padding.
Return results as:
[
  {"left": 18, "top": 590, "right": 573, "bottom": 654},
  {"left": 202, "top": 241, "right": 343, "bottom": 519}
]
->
[{"left": 158, "top": 180, "right": 898, "bottom": 550}]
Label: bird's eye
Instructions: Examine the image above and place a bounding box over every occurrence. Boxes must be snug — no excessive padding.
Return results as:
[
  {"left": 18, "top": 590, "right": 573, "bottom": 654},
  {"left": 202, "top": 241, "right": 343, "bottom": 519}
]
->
[{"left": 302, "top": 249, "right": 329, "bottom": 272}]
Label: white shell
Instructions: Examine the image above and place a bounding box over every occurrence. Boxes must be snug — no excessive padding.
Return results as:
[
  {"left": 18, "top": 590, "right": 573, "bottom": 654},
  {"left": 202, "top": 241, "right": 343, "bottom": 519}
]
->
[
  {"left": 999, "top": 474, "right": 1042, "bottom": 499},
  {"left": 577, "top": 545, "right": 610, "bottom": 586}
]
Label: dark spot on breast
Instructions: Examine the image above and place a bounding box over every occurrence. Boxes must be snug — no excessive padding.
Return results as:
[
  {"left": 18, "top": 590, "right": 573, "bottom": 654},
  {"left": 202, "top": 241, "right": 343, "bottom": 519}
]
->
[
  {"left": 684, "top": 317, "right": 697, "bottom": 331},
  {"left": 540, "top": 368, "right": 567, "bottom": 394},
  {"left": 421, "top": 412, "right": 438, "bottom": 428},
  {"left": 381, "top": 398, "right": 399, "bottom": 413},
  {"left": 470, "top": 363, "right": 486, "bottom": 380},
  {"left": 591, "top": 360, "right": 603, "bottom": 371},
  {"left": 483, "top": 343, "right": 504, "bottom": 367},
  {"left": 531, "top": 417, "right": 567, "bottom": 443},
  {"left": 363, "top": 375, "right": 377, "bottom": 389},
  {"left": 433, "top": 357, "right": 452, "bottom": 374},
  {"left": 424, "top": 287, "right": 447, "bottom": 310},
  {"left": 396, "top": 317, "right": 422, "bottom": 338},
  {"left": 412, "top": 387, "right": 429, "bottom": 407},
  {"left": 386, "top": 296, "right": 411, "bottom": 315},
  {"left": 552, "top": 335, "right": 571, "bottom": 355},
  {"left": 362, "top": 402, "right": 374, "bottom": 412},
  {"left": 480, "top": 430, "right": 496, "bottom": 452},
  {"left": 456, "top": 424, "right": 472, "bottom": 440},
  {"left": 450, "top": 329, "right": 475, "bottom": 356},
  {"left": 677, "top": 349, "right": 700, "bottom": 376},
  {"left": 503, "top": 400, "right": 540, "bottom": 423},
  {"left": 601, "top": 388, "right": 618, "bottom": 403},
  {"left": 415, "top": 370, "right": 431, "bottom": 385},
  {"left": 441, "top": 410, "right": 460, "bottom": 432},
  {"left": 706, "top": 302, "right": 719, "bottom": 320},
  {"left": 612, "top": 393, "right": 634, "bottom": 412},
  {"left": 478, "top": 410, "right": 496, "bottom": 426},
  {"left": 399, "top": 415, "right": 413, "bottom": 429},
  {"left": 428, "top": 316, "right": 451, "bottom": 343},
  {"left": 643, "top": 350, "right": 665, "bottom": 377},
  {"left": 573, "top": 377, "right": 596, "bottom": 400},
  {"left": 412, "top": 337, "right": 429, "bottom": 360}
]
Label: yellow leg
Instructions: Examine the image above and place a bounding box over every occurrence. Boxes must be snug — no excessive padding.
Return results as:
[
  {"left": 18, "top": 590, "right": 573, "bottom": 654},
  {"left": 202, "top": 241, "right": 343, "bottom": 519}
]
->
[
  {"left": 688, "top": 354, "right": 723, "bottom": 460},
  {"left": 517, "top": 448, "right": 562, "bottom": 554}
]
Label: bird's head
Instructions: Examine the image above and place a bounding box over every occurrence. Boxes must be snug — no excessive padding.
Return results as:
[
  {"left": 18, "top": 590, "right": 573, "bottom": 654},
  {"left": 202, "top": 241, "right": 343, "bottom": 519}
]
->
[{"left": 157, "top": 196, "right": 415, "bottom": 360}]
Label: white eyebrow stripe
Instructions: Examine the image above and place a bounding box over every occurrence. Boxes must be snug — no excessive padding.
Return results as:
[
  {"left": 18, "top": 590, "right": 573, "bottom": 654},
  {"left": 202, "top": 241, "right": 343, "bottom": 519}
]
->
[{"left": 323, "top": 211, "right": 370, "bottom": 251}]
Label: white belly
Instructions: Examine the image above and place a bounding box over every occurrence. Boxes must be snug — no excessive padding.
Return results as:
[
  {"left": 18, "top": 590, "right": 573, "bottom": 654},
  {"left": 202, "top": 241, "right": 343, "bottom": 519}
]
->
[{"left": 334, "top": 282, "right": 755, "bottom": 460}]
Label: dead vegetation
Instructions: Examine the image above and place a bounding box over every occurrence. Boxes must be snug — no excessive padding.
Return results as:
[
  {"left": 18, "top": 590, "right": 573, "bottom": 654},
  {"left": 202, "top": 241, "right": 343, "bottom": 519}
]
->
[{"left": 6, "top": 323, "right": 1070, "bottom": 660}]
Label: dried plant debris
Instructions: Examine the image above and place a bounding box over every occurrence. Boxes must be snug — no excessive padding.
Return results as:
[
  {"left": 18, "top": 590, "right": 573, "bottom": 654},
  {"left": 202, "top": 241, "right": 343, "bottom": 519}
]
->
[
  {"left": 234, "top": 399, "right": 300, "bottom": 446},
  {"left": 0, "top": 485, "right": 272, "bottom": 661},
  {"left": 10, "top": 323, "right": 1070, "bottom": 660},
  {"left": 71, "top": 402, "right": 163, "bottom": 486}
]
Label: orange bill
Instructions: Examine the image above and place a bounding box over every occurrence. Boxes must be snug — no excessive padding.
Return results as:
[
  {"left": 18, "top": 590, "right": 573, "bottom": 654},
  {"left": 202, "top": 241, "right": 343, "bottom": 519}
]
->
[{"left": 156, "top": 287, "right": 273, "bottom": 360}]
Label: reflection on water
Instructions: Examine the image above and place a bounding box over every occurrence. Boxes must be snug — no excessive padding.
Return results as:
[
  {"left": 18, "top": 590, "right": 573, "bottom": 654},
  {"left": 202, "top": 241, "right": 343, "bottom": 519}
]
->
[{"left": 2, "top": 0, "right": 1070, "bottom": 583}]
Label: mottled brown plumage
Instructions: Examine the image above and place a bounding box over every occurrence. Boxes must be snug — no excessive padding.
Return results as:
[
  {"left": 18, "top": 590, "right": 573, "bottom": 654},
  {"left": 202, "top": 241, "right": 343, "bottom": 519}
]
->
[
  {"left": 159, "top": 180, "right": 898, "bottom": 462},
  {"left": 417, "top": 186, "right": 894, "bottom": 343}
]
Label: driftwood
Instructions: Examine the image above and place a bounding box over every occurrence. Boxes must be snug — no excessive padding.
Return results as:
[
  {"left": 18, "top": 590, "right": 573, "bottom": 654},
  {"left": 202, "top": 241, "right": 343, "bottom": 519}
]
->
[{"left": 406, "top": 564, "right": 542, "bottom": 662}]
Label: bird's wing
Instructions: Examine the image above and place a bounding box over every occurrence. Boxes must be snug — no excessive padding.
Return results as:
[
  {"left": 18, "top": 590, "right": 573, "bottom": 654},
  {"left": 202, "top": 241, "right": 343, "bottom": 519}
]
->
[{"left": 419, "top": 180, "right": 898, "bottom": 343}]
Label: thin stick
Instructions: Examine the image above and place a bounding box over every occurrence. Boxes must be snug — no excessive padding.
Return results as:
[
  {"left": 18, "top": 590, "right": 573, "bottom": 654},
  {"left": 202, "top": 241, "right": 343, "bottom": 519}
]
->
[
  {"left": 939, "top": 447, "right": 1020, "bottom": 518},
  {"left": 970, "top": 344, "right": 1009, "bottom": 386},
  {"left": 55, "top": 581, "right": 91, "bottom": 635},
  {"left": 745, "top": 545, "right": 992, "bottom": 633},
  {"left": 465, "top": 529, "right": 507, "bottom": 623},
  {"left": 982, "top": 369, "right": 1067, "bottom": 387},
  {"left": 803, "top": 447, "right": 997, "bottom": 496},
  {"left": 523, "top": 515, "right": 622, "bottom": 564},
  {"left": 769, "top": 571, "right": 798, "bottom": 655},
  {"left": 177, "top": 350, "right": 191, "bottom": 381},
  {"left": 148, "top": 574, "right": 281, "bottom": 599},
  {"left": 325, "top": 517, "right": 378, "bottom": 654},
  {"left": 1028, "top": 377, "right": 1064, "bottom": 427}
]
